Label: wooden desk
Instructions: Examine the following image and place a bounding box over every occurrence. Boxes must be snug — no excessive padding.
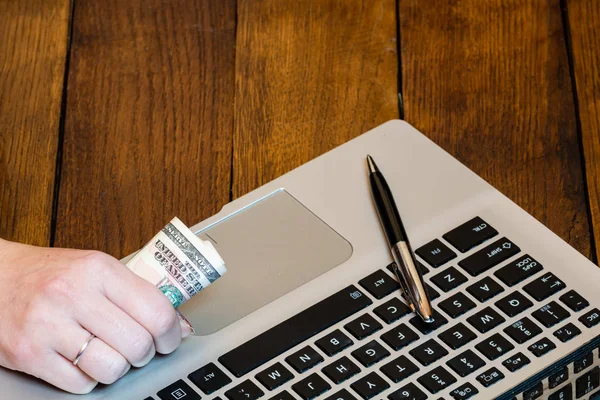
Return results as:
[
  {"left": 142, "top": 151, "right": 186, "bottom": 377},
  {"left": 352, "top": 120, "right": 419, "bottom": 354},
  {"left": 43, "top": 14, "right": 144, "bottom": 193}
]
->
[{"left": 1, "top": 0, "right": 599, "bottom": 263}]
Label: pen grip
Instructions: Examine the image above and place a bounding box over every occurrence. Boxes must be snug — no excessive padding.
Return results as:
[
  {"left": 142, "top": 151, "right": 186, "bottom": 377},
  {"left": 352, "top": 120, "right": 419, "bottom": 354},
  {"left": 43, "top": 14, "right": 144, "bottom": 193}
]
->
[{"left": 369, "top": 172, "right": 408, "bottom": 245}]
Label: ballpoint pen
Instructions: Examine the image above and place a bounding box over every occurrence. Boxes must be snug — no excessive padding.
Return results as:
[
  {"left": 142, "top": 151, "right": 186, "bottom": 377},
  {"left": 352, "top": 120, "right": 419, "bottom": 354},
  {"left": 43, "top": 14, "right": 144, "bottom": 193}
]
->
[{"left": 366, "top": 155, "right": 434, "bottom": 323}]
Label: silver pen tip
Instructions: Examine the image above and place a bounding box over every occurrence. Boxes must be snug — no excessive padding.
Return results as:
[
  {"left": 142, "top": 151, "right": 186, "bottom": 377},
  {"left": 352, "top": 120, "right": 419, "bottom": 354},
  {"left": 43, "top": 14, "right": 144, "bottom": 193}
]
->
[
  {"left": 423, "top": 316, "right": 435, "bottom": 323},
  {"left": 366, "top": 155, "right": 378, "bottom": 173}
]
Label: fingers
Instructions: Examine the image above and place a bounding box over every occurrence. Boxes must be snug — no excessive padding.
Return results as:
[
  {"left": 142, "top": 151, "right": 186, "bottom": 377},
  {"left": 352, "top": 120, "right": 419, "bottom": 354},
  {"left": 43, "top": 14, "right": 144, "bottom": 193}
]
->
[{"left": 33, "top": 353, "right": 98, "bottom": 395}]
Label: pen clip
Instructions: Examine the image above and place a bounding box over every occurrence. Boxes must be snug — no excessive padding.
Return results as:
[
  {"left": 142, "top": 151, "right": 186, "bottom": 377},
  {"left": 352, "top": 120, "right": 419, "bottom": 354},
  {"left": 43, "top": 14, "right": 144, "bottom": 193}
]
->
[{"left": 390, "top": 262, "right": 416, "bottom": 312}]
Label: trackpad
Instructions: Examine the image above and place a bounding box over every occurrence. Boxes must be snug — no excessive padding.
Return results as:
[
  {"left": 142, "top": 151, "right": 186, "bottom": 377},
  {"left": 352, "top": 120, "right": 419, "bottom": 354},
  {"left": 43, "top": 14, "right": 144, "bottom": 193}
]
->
[{"left": 180, "top": 189, "right": 353, "bottom": 335}]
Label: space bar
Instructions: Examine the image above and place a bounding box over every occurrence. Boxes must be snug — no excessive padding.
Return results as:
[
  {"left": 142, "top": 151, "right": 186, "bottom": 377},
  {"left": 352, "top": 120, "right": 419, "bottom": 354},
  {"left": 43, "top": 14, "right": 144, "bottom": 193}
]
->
[{"left": 218, "top": 285, "right": 372, "bottom": 377}]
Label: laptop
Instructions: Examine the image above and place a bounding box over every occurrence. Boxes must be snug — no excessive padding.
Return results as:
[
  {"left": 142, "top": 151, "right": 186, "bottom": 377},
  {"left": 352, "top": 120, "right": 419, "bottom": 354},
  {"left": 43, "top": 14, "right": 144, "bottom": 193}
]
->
[{"left": 2, "top": 120, "right": 600, "bottom": 400}]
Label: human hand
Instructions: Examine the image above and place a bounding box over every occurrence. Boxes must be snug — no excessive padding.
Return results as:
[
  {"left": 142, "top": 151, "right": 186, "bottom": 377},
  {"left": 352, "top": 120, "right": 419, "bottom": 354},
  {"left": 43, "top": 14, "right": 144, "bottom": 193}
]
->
[{"left": 0, "top": 239, "right": 193, "bottom": 394}]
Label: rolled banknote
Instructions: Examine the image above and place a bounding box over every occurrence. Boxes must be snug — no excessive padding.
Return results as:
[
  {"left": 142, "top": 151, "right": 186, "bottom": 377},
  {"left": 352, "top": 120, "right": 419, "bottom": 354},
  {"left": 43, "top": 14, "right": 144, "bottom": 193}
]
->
[{"left": 126, "top": 217, "right": 226, "bottom": 308}]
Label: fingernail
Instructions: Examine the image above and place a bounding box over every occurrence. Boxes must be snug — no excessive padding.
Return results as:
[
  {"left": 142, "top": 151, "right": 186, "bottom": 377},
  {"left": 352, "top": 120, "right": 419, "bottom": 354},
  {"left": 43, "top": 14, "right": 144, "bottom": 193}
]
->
[
  {"left": 176, "top": 310, "right": 195, "bottom": 337},
  {"left": 119, "top": 364, "right": 131, "bottom": 379}
]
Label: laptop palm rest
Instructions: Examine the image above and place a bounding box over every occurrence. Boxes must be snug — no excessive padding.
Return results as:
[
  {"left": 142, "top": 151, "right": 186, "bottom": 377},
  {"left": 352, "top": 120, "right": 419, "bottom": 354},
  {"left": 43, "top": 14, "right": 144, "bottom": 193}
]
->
[{"left": 181, "top": 189, "right": 353, "bottom": 335}]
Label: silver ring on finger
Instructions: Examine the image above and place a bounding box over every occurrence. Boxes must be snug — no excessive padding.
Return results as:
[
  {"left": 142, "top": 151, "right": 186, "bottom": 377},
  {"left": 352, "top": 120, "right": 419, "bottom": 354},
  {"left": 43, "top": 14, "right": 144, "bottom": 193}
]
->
[{"left": 72, "top": 334, "right": 96, "bottom": 366}]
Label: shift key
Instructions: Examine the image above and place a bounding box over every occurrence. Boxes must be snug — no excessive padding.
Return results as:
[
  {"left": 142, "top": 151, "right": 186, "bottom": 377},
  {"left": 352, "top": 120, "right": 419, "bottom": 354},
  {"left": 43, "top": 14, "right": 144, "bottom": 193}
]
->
[{"left": 459, "top": 238, "right": 520, "bottom": 276}]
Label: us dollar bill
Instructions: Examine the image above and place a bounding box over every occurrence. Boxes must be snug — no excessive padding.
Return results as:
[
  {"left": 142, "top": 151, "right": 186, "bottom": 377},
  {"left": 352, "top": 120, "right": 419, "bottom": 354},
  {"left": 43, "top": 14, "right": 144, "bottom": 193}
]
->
[{"left": 126, "top": 217, "right": 226, "bottom": 308}]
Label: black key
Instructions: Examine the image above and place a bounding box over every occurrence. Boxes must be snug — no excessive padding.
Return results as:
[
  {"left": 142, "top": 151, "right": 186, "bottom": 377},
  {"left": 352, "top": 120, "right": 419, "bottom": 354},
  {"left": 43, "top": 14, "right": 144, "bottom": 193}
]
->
[
  {"left": 475, "top": 333, "right": 514, "bottom": 361},
  {"left": 467, "top": 276, "right": 504, "bottom": 302},
  {"left": 495, "top": 291, "right": 533, "bottom": 317},
  {"left": 443, "top": 216, "right": 498, "bottom": 253},
  {"left": 373, "top": 297, "right": 411, "bottom": 324},
  {"left": 316, "top": 329, "right": 353, "bottom": 356},
  {"left": 351, "top": 340, "right": 390, "bottom": 367},
  {"left": 388, "top": 383, "right": 427, "bottom": 400},
  {"left": 350, "top": 371, "right": 390, "bottom": 400},
  {"left": 359, "top": 270, "right": 400, "bottom": 299},
  {"left": 446, "top": 349, "right": 485, "bottom": 377},
  {"left": 553, "top": 323, "right": 581, "bottom": 343},
  {"left": 269, "top": 391, "right": 295, "bottom": 400},
  {"left": 219, "top": 285, "right": 371, "bottom": 377},
  {"left": 324, "top": 389, "right": 358, "bottom": 400},
  {"left": 415, "top": 239, "right": 457, "bottom": 268},
  {"left": 458, "top": 237, "right": 520, "bottom": 276},
  {"left": 380, "top": 355, "right": 419, "bottom": 383},
  {"left": 576, "top": 367, "right": 600, "bottom": 398},
  {"left": 225, "top": 380, "right": 265, "bottom": 400},
  {"left": 522, "top": 382, "right": 543, "bottom": 400},
  {"left": 158, "top": 380, "right": 202, "bottom": 400},
  {"left": 322, "top": 356, "right": 360, "bottom": 384},
  {"left": 494, "top": 255, "right": 543, "bottom": 287},
  {"left": 345, "top": 314, "right": 382, "bottom": 340},
  {"left": 409, "top": 339, "right": 449, "bottom": 366},
  {"left": 579, "top": 308, "right": 600, "bottom": 328},
  {"left": 476, "top": 367, "right": 505, "bottom": 387},
  {"left": 502, "top": 352, "right": 530, "bottom": 372},
  {"left": 292, "top": 373, "right": 331, "bottom": 400},
  {"left": 548, "top": 383, "right": 572, "bottom": 400},
  {"left": 467, "top": 307, "right": 505, "bottom": 333},
  {"left": 188, "top": 362, "right": 232, "bottom": 394},
  {"left": 574, "top": 351, "right": 594, "bottom": 373},
  {"left": 409, "top": 310, "right": 448, "bottom": 334},
  {"left": 559, "top": 290, "right": 589, "bottom": 312},
  {"left": 431, "top": 267, "right": 468, "bottom": 292},
  {"left": 388, "top": 261, "right": 430, "bottom": 276},
  {"left": 438, "top": 323, "right": 477, "bottom": 350},
  {"left": 450, "top": 382, "right": 479, "bottom": 400},
  {"left": 380, "top": 324, "right": 419, "bottom": 351},
  {"left": 285, "top": 346, "right": 324, "bottom": 373},
  {"left": 523, "top": 272, "right": 566, "bottom": 301},
  {"left": 417, "top": 366, "right": 457, "bottom": 394},
  {"left": 549, "top": 367, "right": 569, "bottom": 389},
  {"left": 256, "top": 362, "right": 294, "bottom": 391},
  {"left": 439, "top": 292, "right": 476, "bottom": 318},
  {"left": 504, "top": 317, "right": 542, "bottom": 344},
  {"left": 532, "top": 301, "right": 570, "bottom": 328},
  {"left": 528, "top": 337, "right": 556, "bottom": 357}
]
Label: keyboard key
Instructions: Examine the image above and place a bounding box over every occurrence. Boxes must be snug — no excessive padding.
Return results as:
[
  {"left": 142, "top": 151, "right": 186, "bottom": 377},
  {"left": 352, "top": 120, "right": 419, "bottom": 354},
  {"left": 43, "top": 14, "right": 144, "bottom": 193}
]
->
[
  {"left": 225, "top": 380, "right": 265, "bottom": 400},
  {"left": 548, "top": 383, "right": 572, "bottom": 400},
  {"left": 219, "top": 285, "right": 372, "bottom": 377},
  {"left": 494, "top": 255, "right": 543, "bottom": 287},
  {"left": 439, "top": 292, "right": 476, "bottom": 318},
  {"left": 350, "top": 371, "right": 390, "bottom": 400},
  {"left": 531, "top": 301, "right": 570, "bottom": 328},
  {"left": 476, "top": 367, "right": 505, "bottom": 387},
  {"left": 523, "top": 272, "right": 566, "bottom": 301},
  {"left": 458, "top": 237, "right": 520, "bottom": 276},
  {"left": 351, "top": 340, "right": 390, "bottom": 367},
  {"left": 345, "top": 314, "right": 382, "bottom": 340},
  {"left": 409, "top": 339, "right": 449, "bottom": 366},
  {"left": 286, "top": 346, "right": 324, "bottom": 373},
  {"left": 553, "top": 323, "right": 581, "bottom": 342},
  {"left": 446, "top": 349, "right": 485, "bottom": 377},
  {"left": 188, "top": 362, "right": 232, "bottom": 394},
  {"left": 523, "top": 382, "right": 543, "bottom": 400},
  {"left": 380, "top": 324, "right": 419, "bottom": 350},
  {"left": 373, "top": 297, "right": 411, "bottom": 324},
  {"left": 467, "top": 276, "right": 504, "bottom": 302},
  {"left": 576, "top": 367, "right": 600, "bottom": 398},
  {"left": 359, "top": 270, "right": 400, "bottom": 299},
  {"left": 315, "top": 329, "right": 353, "bottom": 356},
  {"left": 158, "top": 380, "right": 202, "bottom": 400},
  {"left": 549, "top": 366, "right": 569, "bottom": 389},
  {"left": 502, "top": 352, "right": 530, "bottom": 372},
  {"left": 409, "top": 310, "right": 448, "bottom": 334},
  {"left": 528, "top": 337, "right": 556, "bottom": 357},
  {"left": 475, "top": 333, "right": 514, "bottom": 360},
  {"left": 579, "top": 308, "right": 600, "bottom": 328},
  {"left": 256, "top": 362, "right": 294, "bottom": 391},
  {"left": 388, "top": 383, "right": 427, "bottom": 400},
  {"left": 292, "top": 373, "right": 331, "bottom": 400},
  {"left": 322, "top": 356, "right": 360, "bottom": 384},
  {"left": 438, "top": 323, "right": 477, "bottom": 350},
  {"left": 559, "top": 290, "right": 589, "bottom": 312},
  {"left": 450, "top": 382, "right": 479, "bottom": 399},
  {"left": 269, "top": 391, "right": 295, "bottom": 400},
  {"left": 324, "top": 389, "right": 358, "bottom": 400},
  {"left": 388, "top": 261, "right": 429, "bottom": 276},
  {"left": 417, "top": 366, "right": 457, "bottom": 394},
  {"left": 574, "top": 351, "right": 594, "bottom": 373},
  {"left": 431, "top": 267, "right": 468, "bottom": 292},
  {"left": 380, "top": 355, "right": 419, "bottom": 383},
  {"left": 495, "top": 291, "right": 533, "bottom": 317},
  {"left": 504, "top": 317, "right": 542, "bottom": 344},
  {"left": 443, "top": 216, "right": 498, "bottom": 253},
  {"left": 467, "top": 307, "right": 505, "bottom": 333},
  {"left": 415, "top": 239, "right": 456, "bottom": 268}
]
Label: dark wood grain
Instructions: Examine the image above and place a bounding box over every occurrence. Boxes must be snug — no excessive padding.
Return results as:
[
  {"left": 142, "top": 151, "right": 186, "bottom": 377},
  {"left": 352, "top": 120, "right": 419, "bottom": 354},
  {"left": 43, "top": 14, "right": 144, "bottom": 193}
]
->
[
  {"left": 567, "top": 0, "right": 600, "bottom": 260},
  {"left": 232, "top": 0, "right": 399, "bottom": 198},
  {"left": 399, "top": 0, "right": 592, "bottom": 258},
  {"left": 0, "top": 0, "right": 69, "bottom": 245},
  {"left": 54, "top": 0, "right": 236, "bottom": 257}
]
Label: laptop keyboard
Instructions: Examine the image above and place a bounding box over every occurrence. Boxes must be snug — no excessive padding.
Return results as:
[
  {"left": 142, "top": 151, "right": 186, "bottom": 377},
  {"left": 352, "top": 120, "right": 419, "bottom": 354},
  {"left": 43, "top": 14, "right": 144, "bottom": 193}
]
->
[{"left": 154, "top": 216, "right": 600, "bottom": 400}]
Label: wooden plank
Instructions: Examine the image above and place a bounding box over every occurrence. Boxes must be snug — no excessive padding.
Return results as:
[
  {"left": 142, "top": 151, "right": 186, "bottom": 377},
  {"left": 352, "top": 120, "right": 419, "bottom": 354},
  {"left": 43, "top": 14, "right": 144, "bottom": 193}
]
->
[
  {"left": 0, "top": 0, "right": 69, "bottom": 245},
  {"left": 399, "top": 0, "right": 592, "bottom": 258},
  {"left": 567, "top": 0, "right": 600, "bottom": 260},
  {"left": 54, "top": 0, "right": 236, "bottom": 257},
  {"left": 233, "top": 0, "right": 399, "bottom": 197}
]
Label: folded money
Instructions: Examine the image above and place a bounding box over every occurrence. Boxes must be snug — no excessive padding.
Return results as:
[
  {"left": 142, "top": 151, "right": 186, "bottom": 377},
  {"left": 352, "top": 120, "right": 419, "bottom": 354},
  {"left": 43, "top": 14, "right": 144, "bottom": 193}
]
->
[{"left": 126, "top": 217, "right": 226, "bottom": 308}]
